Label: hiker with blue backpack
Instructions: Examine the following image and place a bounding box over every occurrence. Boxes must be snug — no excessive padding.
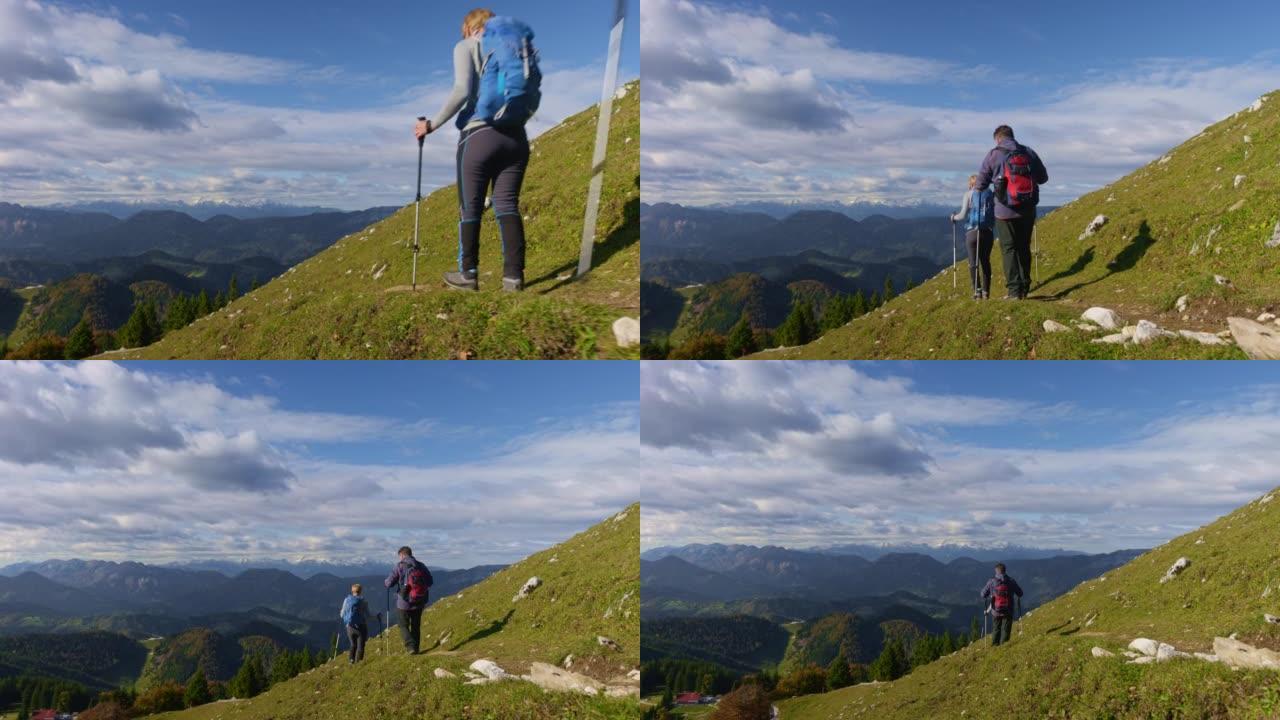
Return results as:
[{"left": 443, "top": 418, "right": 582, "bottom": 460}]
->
[
  {"left": 980, "top": 563, "right": 1024, "bottom": 647},
  {"left": 414, "top": 8, "right": 542, "bottom": 293},
  {"left": 974, "top": 125, "right": 1048, "bottom": 300},
  {"left": 339, "top": 583, "right": 377, "bottom": 664},
  {"left": 951, "top": 174, "right": 995, "bottom": 299},
  {"left": 384, "top": 546, "right": 434, "bottom": 655}
]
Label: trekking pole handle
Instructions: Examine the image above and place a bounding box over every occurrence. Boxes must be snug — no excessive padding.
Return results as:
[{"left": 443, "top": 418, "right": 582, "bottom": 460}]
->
[{"left": 417, "top": 116, "right": 427, "bottom": 148}]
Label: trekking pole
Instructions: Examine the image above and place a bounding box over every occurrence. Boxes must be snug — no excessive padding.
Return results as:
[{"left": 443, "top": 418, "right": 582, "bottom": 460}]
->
[
  {"left": 951, "top": 221, "right": 957, "bottom": 291},
  {"left": 412, "top": 117, "right": 426, "bottom": 291},
  {"left": 385, "top": 588, "right": 392, "bottom": 656}
]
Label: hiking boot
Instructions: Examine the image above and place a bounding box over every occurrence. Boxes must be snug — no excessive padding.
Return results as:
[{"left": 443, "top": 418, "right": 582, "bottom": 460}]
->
[
  {"left": 443, "top": 271, "right": 478, "bottom": 292},
  {"left": 502, "top": 277, "right": 524, "bottom": 293}
]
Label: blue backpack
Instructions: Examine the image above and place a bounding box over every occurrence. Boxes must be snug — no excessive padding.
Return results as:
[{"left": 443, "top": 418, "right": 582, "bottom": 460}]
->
[
  {"left": 968, "top": 188, "right": 994, "bottom": 230},
  {"left": 340, "top": 595, "right": 365, "bottom": 626},
  {"left": 473, "top": 17, "right": 542, "bottom": 128}
]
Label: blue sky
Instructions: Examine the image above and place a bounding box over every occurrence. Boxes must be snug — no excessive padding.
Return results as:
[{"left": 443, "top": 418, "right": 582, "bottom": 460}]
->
[
  {"left": 0, "top": 361, "right": 638, "bottom": 567},
  {"left": 641, "top": 0, "right": 1280, "bottom": 207},
  {"left": 640, "top": 361, "right": 1280, "bottom": 553},
  {"left": 0, "top": 0, "right": 638, "bottom": 209}
]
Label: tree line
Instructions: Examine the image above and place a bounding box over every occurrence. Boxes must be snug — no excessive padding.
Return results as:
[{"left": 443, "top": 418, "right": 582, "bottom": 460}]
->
[
  {"left": 643, "top": 276, "right": 906, "bottom": 360},
  {"left": 643, "top": 619, "right": 983, "bottom": 720},
  {"left": 1, "top": 275, "right": 255, "bottom": 360}
]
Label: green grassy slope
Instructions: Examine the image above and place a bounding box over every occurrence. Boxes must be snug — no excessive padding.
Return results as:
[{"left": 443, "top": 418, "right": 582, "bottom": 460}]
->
[
  {"left": 7, "top": 274, "right": 134, "bottom": 345},
  {"left": 779, "top": 488, "right": 1280, "bottom": 719},
  {"left": 106, "top": 82, "right": 640, "bottom": 360},
  {"left": 760, "top": 91, "right": 1280, "bottom": 360},
  {"left": 150, "top": 506, "right": 640, "bottom": 720}
]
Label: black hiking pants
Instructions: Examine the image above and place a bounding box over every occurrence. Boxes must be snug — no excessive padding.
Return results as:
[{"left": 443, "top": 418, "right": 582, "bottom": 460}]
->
[
  {"left": 456, "top": 125, "right": 530, "bottom": 282},
  {"left": 346, "top": 623, "right": 367, "bottom": 662},
  {"left": 398, "top": 607, "right": 423, "bottom": 654},
  {"left": 991, "top": 615, "right": 1013, "bottom": 646},
  {"left": 966, "top": 227, "right": 994, "bottom": 296},
  {"left": 995, "top": 214, "right": 1036, "bottom": 297}
]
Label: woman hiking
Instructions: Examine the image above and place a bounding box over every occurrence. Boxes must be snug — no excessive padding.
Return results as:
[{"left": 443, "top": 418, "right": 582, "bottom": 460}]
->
[
  {"left": 414, "top": 8, "right": 542, "bottom": 293},
  {"left": 339, "top": 583, "right": 372, "bottom": 664},
  {"left": 951, "top": 174, "right": 995, "bottom": 299}
]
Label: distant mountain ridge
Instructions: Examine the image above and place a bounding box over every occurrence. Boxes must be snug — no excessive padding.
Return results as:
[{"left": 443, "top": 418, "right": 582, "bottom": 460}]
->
[
  {"left": 644, "top": 541, "right": 1087, "bottom": 564},
  {"left": 48, "top": 200, "right": 346, "bottom": 221}
]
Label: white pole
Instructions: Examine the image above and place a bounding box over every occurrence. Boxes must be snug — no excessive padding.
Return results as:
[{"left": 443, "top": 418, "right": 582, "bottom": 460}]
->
[{"left": 577, "top": 0, "right": 627, "bottom": 276}]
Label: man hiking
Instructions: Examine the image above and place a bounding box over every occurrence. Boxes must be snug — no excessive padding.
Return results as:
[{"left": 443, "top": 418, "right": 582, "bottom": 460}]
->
[
  {"left": 974, "top": 125, "right": 1048, "bottom": 299},
  {"left": 385, "top": 546, "right": 433, "bottom": 654},
  {"left": 339, "top": 583, "right": 374, "bottom": 664},
  {"left": 980, "top": 563, "right": 1024, "bottom": 647},
  {"left": 415, "top": 8, "right": 542, "bottom": 293},
  {"left": 951, "top": 174, "right": 995, "bottom": 299}
]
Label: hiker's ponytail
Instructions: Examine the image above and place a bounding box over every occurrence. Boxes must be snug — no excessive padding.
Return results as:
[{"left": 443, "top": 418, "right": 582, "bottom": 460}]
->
[{"left": 463, "top": 8, "right": 495, "bottom": 38}]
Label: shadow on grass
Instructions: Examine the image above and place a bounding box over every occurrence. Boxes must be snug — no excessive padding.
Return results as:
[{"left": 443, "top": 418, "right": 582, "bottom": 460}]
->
[
  {"left": 1040, "top": 221, "right": 1156, "bottom": 300},
  {"left": 529, "top": 179, "right": 640, "bottom": 294},
  {"left": 450, "top": 609, "right": 515, "bottom": 652}
]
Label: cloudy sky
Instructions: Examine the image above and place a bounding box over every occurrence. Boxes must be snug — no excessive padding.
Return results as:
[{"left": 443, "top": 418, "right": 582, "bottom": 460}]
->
[
  {"left": 0, "top": 0, "right": 638, "bottom": 210},
  {"left": 641, "top": 0, "right": 1280, "bottom": 208},
  {"left": 0, "top": 361, "right": 638, "bottom": 568},
  {"left": 641, "top": 361, "right": 1280, "bottom": 553}
]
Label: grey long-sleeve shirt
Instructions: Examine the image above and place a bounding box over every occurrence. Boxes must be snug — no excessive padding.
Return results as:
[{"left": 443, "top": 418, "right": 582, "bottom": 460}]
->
[{"left": 430, "top": 38, "right": 487, "bottom": 132}]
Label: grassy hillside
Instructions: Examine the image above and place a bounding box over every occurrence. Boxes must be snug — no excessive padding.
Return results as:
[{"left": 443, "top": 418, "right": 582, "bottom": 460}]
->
[
  {"left": 6, "top": 274, "right": 134, "bottom": 345},
  {"left": 150, "top": 506, "right": 640, "bottom": 719},
  {"left": 761, "top": 91, "right": 1280, "bottom": 359},
  {"left": 137, "top": 628, "right": 291, "bottom": 690},
  {"left": 779, "top": 488, "right": 1280, "bottom": 719},
  {"left": 107, "top": 82, "right": 641, "bottom": 360}
]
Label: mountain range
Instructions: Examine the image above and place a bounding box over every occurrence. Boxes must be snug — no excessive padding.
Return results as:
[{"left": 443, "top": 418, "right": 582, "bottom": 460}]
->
[
  {"left": 48, "top": 200, "right": 346, "bottom": 221},
  {"left": 643, "top": 542, "right": 1086, "bottom": 564}
]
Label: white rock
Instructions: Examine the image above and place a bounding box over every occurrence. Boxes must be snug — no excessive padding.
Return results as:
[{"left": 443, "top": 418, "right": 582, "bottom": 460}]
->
[
  {"left": 1229, "top": 317, "right": 1280, "bottom": 359},
  {"left": 469, "top": 659, "right": 513, "bottom": 681},
  {"left": 1122, "top": 651, "right": 1141, "bottom": 658},
  {"left": 1258, "top": 313, "right": 1277, "bottom": 323},
  {"left": 1244, "top": 135, "right": 1252, "bottom": 143},
  {"left": 1160, "top": 557, "right": 1190, "bottom": 584},
  {"left": 1128, "top": 656, "right": 1156, "bottom": 665},
  {"left": 1234, "top": 174, "right": 1247, "bottom": 189},
  {"left": 1214, "top": 636, "right": 1280, "bottom": 670},
  {"left": 1250, "top": 97, "right": 1266, "bottom": 112},
  {"left": 1265, "top": 614, "right": 1280, "bottom": 624},
  {"left": 1133, "top": 320, "right": 1174, "bottom": 344},
  {"left": 614, "top": 85, "right": 629, "bottom": 100},
  {"left": 598, "top": 635, "right": 622, "bottom": 652},
  {"left": 1129, "top": 638, "right": 1160, "bottom": 657},
  {"left": 1156, "top": 643, "right": 1189, "bottom": 662},
  {"left": 1075, "top": 322, "right": 1099, "bottom": 332},
  {"left": 526, "top": 662, "right": 605, "bottom": 696},
  {"left": 434, "top": 668, "right": 457, "bottom": 679},
  {"left": 1179, "top": 330, "right": 1228, "bottom": 346},
  {"left": 1043, "top": 319, "right": 1070, "bottom": 333},
  {"left": 562, "top": 654, "right": 574, "bottom": 669},
  {"left": 1193, "top": 652, "right": 1221, "bottom": 662},
  {"left": 612, "top": 317, "right": 640, "bottom": 348},
  {"left": 1268, "top": 220, "right": 1280, "bottom": 249},
  {"left": 1175, "top": 295, "right": 1189, "bottom": 313},
  {"left": 1091, "top": 647, "right": 1115, "bottom": 658},
  {"left": 1082, "top": 307, "right": 1123, "bottom": 329},
  {"left": 513, "top": 576, "right": 542, "bottom": 602},
  {"left": 1092, "top": 333, "right": 1127, "bottom": 345},
  {"left": 1079, "top": 215, "right": 1109, "bottom": 240},
  {"left": 1121, "top": 325, "right": 1137, "bottom": 339},
  {"left": 1214, "top": 274, "right": 1231, "bottom": 286}
]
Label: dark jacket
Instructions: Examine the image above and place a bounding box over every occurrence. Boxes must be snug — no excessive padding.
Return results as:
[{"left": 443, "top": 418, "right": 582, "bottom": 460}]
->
[
  {"left": 981, "top": 573, "right": 1024, "bottom": 617},
  {"left": 975, "top": 138, "right": 1048, "bottom": 220},
  {"left": 384, "top": 556, "right": 429, "bottom": 611}
]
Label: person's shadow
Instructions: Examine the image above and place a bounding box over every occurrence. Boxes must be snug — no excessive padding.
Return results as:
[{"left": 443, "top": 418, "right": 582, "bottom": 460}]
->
[
  {"left": 450, "top": 609, "right": 515, "bottom": 651},
  {"left": 528, "top": 177, "right": 640, "bottom": 293},
  {"left": 1038, "top": 220, "right": 1156, "bottom": 299}
]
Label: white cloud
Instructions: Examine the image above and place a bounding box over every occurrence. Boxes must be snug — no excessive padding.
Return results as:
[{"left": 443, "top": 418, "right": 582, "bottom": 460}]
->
[
  {"left": 640, "top": 362, "right": 1280, "bottom": 553},
  {"left": 639, "top": 0, "right": 1280, "bottom": 207},
  {"left": 0, "top": 363, "right": 640, "bottom": 567},
  {"left": 0, "top": 0, "right": 622, "bottom": 209}
]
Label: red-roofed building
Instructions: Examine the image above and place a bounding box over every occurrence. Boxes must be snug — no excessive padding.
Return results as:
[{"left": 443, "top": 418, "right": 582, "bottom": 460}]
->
[
  {"left": 675, "top": 691, "right": 702, "bottom": 705},
  {"left": 31, "top": 711, "right": 57, "bottom": 720}
]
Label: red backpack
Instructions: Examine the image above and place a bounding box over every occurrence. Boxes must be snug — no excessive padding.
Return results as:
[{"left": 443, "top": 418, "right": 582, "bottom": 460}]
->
[
  {"left": 400, "top": 560, "right": 433, "bottom": 605},
  {"left": 997, "top": 145, "right": 1039, "bottom": 209},
  {"left": 992, "top": 577, "right": 1014, "bottom": 614}
]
